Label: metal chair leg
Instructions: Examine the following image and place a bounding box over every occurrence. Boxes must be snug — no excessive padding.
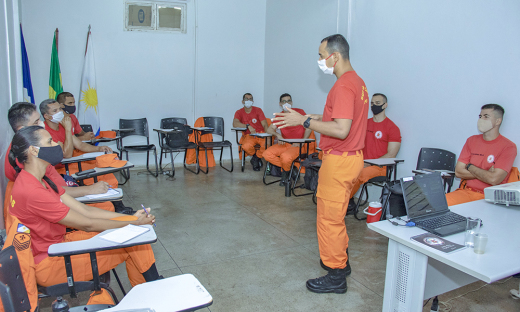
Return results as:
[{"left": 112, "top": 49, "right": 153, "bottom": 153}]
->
[{"left": 184, "top": 149, "right": 199, "bottom": 174}]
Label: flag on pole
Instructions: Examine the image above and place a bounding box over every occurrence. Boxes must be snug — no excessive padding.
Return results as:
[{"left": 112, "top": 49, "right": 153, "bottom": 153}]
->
[
  {"left": 20, "top": 24, "right": 34, "bottom": 103},
  {"left": 48, "top": 30, "right": 63, "bottom": 99},
  {"left": 78, "top": 26, "right": 100, "bottom": 136}
]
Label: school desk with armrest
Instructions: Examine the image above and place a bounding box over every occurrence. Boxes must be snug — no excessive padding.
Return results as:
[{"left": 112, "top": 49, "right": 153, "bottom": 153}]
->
[
  {"left": 72, "top": 162, "right": 135, "bottom": 186},
  {"left": 195, "top": 117, "right": 233, "bottom": 174},
  {"left": 278, "top": 138, "right": 316, "bottom": 197}
]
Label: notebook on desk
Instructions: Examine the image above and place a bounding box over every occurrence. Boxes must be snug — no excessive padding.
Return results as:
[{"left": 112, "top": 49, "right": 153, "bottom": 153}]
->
[{"left": 401, "top": 172, "right": 467, "bottom": 237}]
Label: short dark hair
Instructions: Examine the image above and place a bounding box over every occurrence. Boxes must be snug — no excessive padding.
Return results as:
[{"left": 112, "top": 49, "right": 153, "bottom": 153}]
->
[
  {"left": 321, "top": 34, "right": 350, "bottom": 60},
  {"left": 8, "top": 102, "right": 38, "bottom": 132},
  {"left": 243, "top": 93, "right": 253, "bottom": 101},
  {"left": 481, "top": 103, "right": 504, "bottom": 119},
  {"left": 279, "top": 93, "right": 292, "bottom": 102},
  {"left": 57, "top": 92, "right": 74, "bottom": 104},
  {"left": 372, "top": 93, "right": 387, "bottom": 103},
  {"left": 39, "top": 99, "right": 58, "bottom": 116}
]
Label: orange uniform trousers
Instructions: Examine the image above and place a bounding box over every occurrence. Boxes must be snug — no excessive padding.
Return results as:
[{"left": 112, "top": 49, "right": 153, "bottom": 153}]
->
[
  {"left": 240, "top": 134, "right": 266, "bottom": 158},
  {"left": 349, "top": 165, "right": 386, "bottom": 199},
  {"left": 263, "top": 143, "right": 308, "bottom": 172},
  {"left": 316, "top": 151, "right": 364, "bottom": 269},
  {"left": 446, "top": 188, "right": 484, "bottom": 206},
  {"left": 35, "top": 217, "right": 155, "bottom": 288}
]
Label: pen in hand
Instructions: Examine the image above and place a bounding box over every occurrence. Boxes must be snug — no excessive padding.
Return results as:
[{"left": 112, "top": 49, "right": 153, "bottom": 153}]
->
[{"left": 141, "top": 204, "right": 156, "bottom": 227}]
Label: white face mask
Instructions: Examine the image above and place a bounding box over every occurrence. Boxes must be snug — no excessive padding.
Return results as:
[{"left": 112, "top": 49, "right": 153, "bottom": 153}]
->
[
  {"left": 477, "top": 118, "right": 494, "bottom": 133},
  {"left": 244, "top": 100, "right": 253, "bottom": 108},
  {"left": 38, "top": 120, "right": 45, "bottom": 128},
  {"left": 282, "top": 103, "right": 292, "bottom": 112},
  {"left": 50, "top": 111, "right": 64, "bottom": 123},
  {"left": 318, "top": 58, "right": 334, "bottom": 75}
]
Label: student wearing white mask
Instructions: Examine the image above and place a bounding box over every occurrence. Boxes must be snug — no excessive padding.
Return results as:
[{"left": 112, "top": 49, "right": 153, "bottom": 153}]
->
[
  {"left": 264, "top": 93, "right": 311, "bottom": 185},
  {"left": 40, "top": 99, "right": 111, "bottom": 159},
  {"left": 446, "top": 104, "right": 517, "bottom": 206},
  {"left": 233, "top": 93, "right": 269, "bottom": 171}
]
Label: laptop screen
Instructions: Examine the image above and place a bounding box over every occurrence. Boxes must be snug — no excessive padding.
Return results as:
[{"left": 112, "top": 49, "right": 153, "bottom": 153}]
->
[{"left": 400, "top": 172, "right": 449, "bottom": 219}]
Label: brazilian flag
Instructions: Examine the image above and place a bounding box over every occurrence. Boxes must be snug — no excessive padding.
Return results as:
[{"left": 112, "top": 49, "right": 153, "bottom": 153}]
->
[{"left": 49, "top": 32, "right": 62, "bottom": 100}]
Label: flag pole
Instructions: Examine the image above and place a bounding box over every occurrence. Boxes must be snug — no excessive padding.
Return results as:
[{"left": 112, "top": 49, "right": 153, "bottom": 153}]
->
[
  {"left": 85, "top": 25, "right": 91, "bottom": 55},
  {"left": 55, "top": 28, "right": 59, "bottom": 53}
]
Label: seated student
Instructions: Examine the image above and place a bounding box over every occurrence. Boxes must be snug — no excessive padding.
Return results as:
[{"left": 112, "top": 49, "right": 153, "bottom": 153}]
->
[
  {"left": 264, "top": 93, "right": 311, "bottom": 185},
  {"left": 39, "top": 99, "right": 121, "bottom": 188},
  {"left": 446, "top": 104, "right": 517, "bottom": 206},
  {"left": 232, "top": 93, "right": 269, "bottom": 171},
  {"left": 4, "top": 102, "right": 121, "bottom": 213},
  {"left": 57, "top": 91, "right": 96, "bottom": 141},
  {"left": 8, "top": 126, "right": 161, "bottom": 288},
  {"left": 349, "top": 93, "right": 401, "bottom": 208}
]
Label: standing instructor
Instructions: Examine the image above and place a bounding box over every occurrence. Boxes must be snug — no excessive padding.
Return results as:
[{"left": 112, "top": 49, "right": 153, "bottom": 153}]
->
[{"left": 273, "top": 34, "right": 368, "bottom": 294}]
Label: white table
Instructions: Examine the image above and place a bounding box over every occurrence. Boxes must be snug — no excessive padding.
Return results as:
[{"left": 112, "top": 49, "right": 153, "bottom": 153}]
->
[
  {"left": 368, "top": 200, "right": 520, "bottom": 312},
  {"left": 103, "top": 274, "right": 213, "bottom": 312}
]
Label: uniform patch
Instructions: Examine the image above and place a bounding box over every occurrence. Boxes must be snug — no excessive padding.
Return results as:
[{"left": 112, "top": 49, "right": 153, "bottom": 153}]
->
[
  {"left": 13, "top": 233, "right": 31, "bottom": 251},
  {"left": 17, "top": 223, "right": 30, "bottom": 233},
  {"left": 375, "top": 131, "right": 383, "bottom": 139},
  {"left": 252, "top": 118, "right": 257, "bottom": 124},
  {"left": 487, "top": 155, "right": 495, "bottom": 163}
]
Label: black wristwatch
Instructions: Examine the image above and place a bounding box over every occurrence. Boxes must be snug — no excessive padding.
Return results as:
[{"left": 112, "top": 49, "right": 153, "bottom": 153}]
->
[
  {"left": 466, "top": 163, "right": 472, "bottom": 171},
  {"left": 245, "top": 124, "right": 250, "bottom": 129},
  {"left": 303, "top": 117, "right": 312, "bottom": 129}
]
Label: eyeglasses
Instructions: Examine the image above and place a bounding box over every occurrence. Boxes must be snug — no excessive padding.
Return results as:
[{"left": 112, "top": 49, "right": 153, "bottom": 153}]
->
[{"left": 280, "top": 100, "right": 292, "bottom": 104}]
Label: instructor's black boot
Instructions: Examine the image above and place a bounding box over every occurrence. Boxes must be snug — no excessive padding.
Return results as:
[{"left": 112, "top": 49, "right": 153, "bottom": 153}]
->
[
  {"left": 279, "top": 171, "right": 289, "bottom": 186},
  {"left": 306, "top": 269, "right": 347, "bottom": 294},
  {"left": 142, "top": 263, "right": 160, "bottom": 282},
  {"left": 320, "top": 248, "right": 351, "bottom": 276}
]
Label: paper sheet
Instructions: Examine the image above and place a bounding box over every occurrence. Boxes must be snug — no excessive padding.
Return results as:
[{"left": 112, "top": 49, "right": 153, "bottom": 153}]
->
[
  {"left": 99, "top": 225, "right": 150, "bottom": 244},
  {"left": 83, "top": 188, "right": 119, "bottom": 200},
  {"left": 81, "top": 152, "right": 105, "bottom": 158}
]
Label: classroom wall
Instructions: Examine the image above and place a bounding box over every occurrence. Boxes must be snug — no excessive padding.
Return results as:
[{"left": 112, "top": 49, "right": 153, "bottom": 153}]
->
[
  {"left": 19, "top": 0, "right": 266, "bottom": 166},
  {"left": 346, "top": 0, "right": 520, "bottom": 180}
]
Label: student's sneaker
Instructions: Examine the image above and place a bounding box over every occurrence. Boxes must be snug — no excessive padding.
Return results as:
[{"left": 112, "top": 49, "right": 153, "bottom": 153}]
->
[{"left": 306, "top": 269, "right": 348, "bottom": 294}]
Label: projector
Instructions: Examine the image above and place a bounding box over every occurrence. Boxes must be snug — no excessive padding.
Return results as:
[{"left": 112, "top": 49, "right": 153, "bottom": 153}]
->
[{"left": 484, "top": 181, "right": 520, "bottom": 206}]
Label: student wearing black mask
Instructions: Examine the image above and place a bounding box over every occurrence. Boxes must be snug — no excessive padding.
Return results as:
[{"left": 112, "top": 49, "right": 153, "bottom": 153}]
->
[
  {"left": 57, "top": 92, "right": 95, "bottom": 141},
  {"left": 347, "top": 93, "right": 401, "bottom": 210},
  {"left": 8, "top": 126, "right": 160, "bottom": 291}
]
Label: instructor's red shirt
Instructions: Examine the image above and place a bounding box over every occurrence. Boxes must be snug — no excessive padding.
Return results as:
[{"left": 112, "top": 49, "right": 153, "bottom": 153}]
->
[
  {"left": 319, "top": 71, "right": 369, "bottom": 153},
  {"left": 458, "top": 134, "right": 517, "bottom": 193},
  {"left": 10, "top": 170, "right": 69, "bottom": 264}
]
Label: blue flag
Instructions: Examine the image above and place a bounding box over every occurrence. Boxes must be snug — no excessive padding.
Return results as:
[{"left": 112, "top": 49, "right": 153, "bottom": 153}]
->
[{"left": 20, "top": 24, "right": 34, "bottom": 104}]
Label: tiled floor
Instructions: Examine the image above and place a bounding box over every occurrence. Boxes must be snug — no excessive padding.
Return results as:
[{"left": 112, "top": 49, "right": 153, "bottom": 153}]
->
[{"left": 40, "top": 162, "right": 519, "bottom": 311}]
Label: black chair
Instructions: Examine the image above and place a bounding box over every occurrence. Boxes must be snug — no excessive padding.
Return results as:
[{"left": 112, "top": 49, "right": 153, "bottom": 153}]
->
[
  {"left": 197, "top": 117, "right": 233, "bottom": 173},
  {"left": 117, "top": 118, "right": 159, "bottom": 179},
  {"left": 80, "top": 124, "right": 93, "bottom": 133},
  {"left": 416, "top": 147, "right": 456, "bottom": 192},
  {"left": 157, "top": 118, "right": 199, "bottom": 177}
]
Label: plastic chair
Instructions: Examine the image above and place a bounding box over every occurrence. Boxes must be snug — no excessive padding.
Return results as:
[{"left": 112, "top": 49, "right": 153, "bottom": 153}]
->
[
  {"left": 416, "top": 147, "right": 456, "bottom": 192},
  {"left": 197, "top": 117, "right": 233, "bottom": 173},
  {"left": 157, "top": 118, "right": 199, "bottom": 177},
  {"left": 117, "top": 118, "right": 159, "bottom": 179}
]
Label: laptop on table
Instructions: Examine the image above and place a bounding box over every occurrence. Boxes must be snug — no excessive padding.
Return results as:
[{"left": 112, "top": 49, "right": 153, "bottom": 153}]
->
[{"left": 401, "top": 172, "right": 467, "bottom": 237}]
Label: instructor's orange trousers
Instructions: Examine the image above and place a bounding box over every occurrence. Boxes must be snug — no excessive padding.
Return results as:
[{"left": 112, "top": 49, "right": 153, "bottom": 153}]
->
[
  {"left": 316, "top": 150, "right": 363, "bottom": 269},
  {"left": 35, "top": 218, "right": 155, "bottom": 288},
  {"left": 239, "top": 135, "right": 266, "bottom": 158},
  {"left": 350, "top": 165, "right": 386, "bottom": 199},
  {"left": 263, "top": 143, "right": 307, "bottom": 172}
]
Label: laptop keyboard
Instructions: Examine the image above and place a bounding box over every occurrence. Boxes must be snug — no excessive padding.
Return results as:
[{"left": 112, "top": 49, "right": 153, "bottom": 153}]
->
[{"left": 415, "top": 212, "right": 466, "bottom": 229}]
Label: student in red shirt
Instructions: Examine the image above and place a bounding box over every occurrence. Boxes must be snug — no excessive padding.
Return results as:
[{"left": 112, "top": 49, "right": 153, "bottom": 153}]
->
[
  {"left": 233, "top": 93, "right": 269, "bottom": 171},
  {"left": 264, "top": 93, "right": 311, "bottom": 185},
  {"left": 8, "top": 126, "right": 161, "bottom": 288},
  {"left": 446, "top": 104, "right": 517, "bottom": 206},
  {"left": 57, "top": 91, "right": 96, "bottom": 141},
  {"left": 349, "top": 93, "right": 401, "bottom": 208},
  {"left": 273, "top": 34, "right": 368, "bottom": 294}
]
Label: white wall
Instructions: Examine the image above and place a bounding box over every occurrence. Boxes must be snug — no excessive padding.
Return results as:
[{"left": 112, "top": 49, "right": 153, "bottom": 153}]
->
[
  {"left": 347, "top": 0, "right": 520, "bottom": 180},
  {"left": 264, "top": 0, "right": 339, "bottom": 123},
  {"left": 19, "top": 0, "right": 266, "bottom": 165}
]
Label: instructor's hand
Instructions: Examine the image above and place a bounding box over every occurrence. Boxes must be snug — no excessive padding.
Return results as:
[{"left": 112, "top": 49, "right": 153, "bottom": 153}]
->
[{"left": 272, "top": 108, "right": 306, "bottom": 129}]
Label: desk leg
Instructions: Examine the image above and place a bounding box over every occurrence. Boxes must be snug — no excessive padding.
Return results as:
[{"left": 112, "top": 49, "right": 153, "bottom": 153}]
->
[{"left": 382, "top": 240, "right": 428, "bottom": 312}]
